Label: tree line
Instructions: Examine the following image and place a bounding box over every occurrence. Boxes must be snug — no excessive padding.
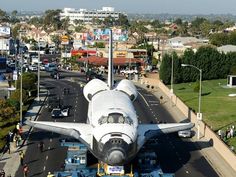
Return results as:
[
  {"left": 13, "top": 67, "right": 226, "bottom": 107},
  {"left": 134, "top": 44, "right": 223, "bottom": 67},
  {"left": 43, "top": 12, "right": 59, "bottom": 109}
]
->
[{"left": 159, "top": 46, "right": 236, "bottom": 84}]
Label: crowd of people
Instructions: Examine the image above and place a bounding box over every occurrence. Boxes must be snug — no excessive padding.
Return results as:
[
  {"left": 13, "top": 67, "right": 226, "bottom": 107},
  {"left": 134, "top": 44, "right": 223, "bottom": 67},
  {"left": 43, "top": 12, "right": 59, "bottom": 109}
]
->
[
  {"left": 218, "top": 125, "right": 235, "bottom": 144},
  {"left": 4, "top": 123, "right": 23, "bottom": 154}
]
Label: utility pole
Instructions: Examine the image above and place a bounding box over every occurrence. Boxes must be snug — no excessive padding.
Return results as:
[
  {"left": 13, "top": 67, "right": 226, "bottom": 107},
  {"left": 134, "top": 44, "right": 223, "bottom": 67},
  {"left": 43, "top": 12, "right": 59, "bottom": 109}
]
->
[
  {"left": 37, "top": 37, "right": 40, "bottom": 101},
  {"left": 18, "top": 30, "right": 26, "bottom": 126},
  {"left": 20, "top": 49, "right": 23, "bottom": 125}
]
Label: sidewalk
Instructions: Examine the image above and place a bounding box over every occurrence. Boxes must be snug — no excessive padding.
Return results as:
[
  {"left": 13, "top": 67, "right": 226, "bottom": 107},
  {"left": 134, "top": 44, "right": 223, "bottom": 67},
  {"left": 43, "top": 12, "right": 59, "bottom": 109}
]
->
[
  {"left": 135, "top": 81, "right": 236, "bottom": 177},
  {"left": 0, "top": 87, "right": 48, "bottom": 177}
]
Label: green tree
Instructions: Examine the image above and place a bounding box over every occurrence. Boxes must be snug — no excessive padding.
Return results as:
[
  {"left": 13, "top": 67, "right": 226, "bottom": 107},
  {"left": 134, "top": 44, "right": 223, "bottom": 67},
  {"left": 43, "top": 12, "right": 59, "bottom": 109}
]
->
[
  {"left": 94, "top": 42, "right": 105, "bottom": 48},
  {"left": 151, "top": 19, "right": 162, "bottom": 28},
  {"left": 103, "top": 15, "right": 116, "bottom": 27},
  {"left": 230, "top": 64, "right": 236, "bottom": 75},
  {"left": 0, "top": 9, "right": 9, "bottom": 23},
  {"left": 116, "top": 14, "right": 129, "bottom": 28},
  {"left": 199, "top": 20, "right": 213, "bottom": 37},
  {"left": 29, "top": 16, "right": 43, "bottom": 27},
  {"left": 191, "top": 17, "right": 207, "bottom": 28},
  {"left": 11, "top": 24, "right": 22, "bottom": 39},
  {"left": 61, "top": 16, "right": 70, "bottom": 31},
  {"left": 43, "top": 9, "right": 62, "bottom": 30},
  {"left": 0, "top": 99, "right": 16, "bottom": 121},
  {"left": 181, "top": 49, "right": 195, "bottom": 82},
  {"left": 16, "top": 73, "right": 37, "bottom": 92},
  {"left": 174, "top": 18, "right": 182, "bottom": 25},
  {"left": 159, "top": 54, "right": 172, "bottom": 84},
  {"left": 10, "top": 89, "right": 28, "bottom": 105},
  {"left": 209, "top": 33, "right": 228, "bottom": 46},
  {"left": 10, "top": 10, "right": 19, "bottom": 23}
]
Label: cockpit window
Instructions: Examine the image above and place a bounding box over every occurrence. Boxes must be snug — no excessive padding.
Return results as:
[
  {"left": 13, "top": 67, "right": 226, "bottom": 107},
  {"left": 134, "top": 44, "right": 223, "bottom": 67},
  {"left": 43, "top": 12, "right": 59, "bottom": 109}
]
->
[
  {"left": 98, "top": 113, "right": 133, "bottom": 125},
  {"left": 118, "top": 116, "right": 125, "bottom": 123},
  {"left": 108, "top": 115, "right": 114, "bottom": 123}
]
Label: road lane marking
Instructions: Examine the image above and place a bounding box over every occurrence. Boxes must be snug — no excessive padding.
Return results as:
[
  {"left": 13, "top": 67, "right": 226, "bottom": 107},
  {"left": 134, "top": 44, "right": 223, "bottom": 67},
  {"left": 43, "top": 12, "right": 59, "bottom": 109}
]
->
[
  {"left": 46, "top": 156, "right": 48, "bottom": 160},
  {"left": 150, "top": 104, "right": 159, "bottom": 106},
  {"left": 149, "top": 100, "right": 159, "bottom": 103},
  {"left": 144, "top": 94, "right": 153, "bottom": 96},
  {"left": 43, "top": 166, "right": 46, "bottom": 171},
  {"left": 138, "top": 92, "right": 149, "bottom": 107},
  {"left": 50, "top": 138, "right": 52, "bottom": 142}
]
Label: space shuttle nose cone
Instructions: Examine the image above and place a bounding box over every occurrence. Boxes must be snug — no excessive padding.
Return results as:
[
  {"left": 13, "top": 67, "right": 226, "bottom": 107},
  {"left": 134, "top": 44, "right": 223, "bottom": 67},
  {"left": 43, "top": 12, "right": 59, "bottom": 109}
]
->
[{"left": 108, "top": 150, "right": 125, "bottom": 165}]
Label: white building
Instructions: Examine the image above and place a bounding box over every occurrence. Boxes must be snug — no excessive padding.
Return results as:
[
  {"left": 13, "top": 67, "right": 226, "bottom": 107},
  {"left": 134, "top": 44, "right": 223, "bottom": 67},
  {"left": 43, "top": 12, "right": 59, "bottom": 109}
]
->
[
  {"left": 167, "top": 37, "right": 201, "bottom": 49},
  {"left": 60, "top": 7, "right": 124, "bottom": 24}
]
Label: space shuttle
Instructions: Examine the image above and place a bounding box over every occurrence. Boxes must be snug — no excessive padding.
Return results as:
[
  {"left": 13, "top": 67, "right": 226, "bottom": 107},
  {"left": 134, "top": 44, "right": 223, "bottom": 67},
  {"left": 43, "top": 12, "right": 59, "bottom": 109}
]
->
[{"left": 26, "top": 30, "right": 194, "bottom": 166}]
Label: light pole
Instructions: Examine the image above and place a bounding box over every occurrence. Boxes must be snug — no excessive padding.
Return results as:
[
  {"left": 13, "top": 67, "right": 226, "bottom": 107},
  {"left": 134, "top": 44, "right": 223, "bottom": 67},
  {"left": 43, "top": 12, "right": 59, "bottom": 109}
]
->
[
  {"left": 170, "top": 52, "right": 174, "bottom": 94},
  {"left": 14, "top": 43, "right": 18, "bottom": 89},
  {"left": 181, "top": 64, "right": 202, "bottom": 139},
  {"left": 37, "top": 38, "right": 41, "bottom": 101},
  {"left": 17, "top": 30, "right": 25, "bottom": 125},
  {"left": 20, "top": 49, "right": 23, "bottom": 125}
]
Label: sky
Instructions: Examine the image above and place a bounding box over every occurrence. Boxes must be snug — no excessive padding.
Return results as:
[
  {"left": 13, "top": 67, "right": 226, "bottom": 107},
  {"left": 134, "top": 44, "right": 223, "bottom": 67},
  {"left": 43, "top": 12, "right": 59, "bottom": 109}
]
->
[{"left": 1, "top": 0, "right": 236, "bottom": 15}]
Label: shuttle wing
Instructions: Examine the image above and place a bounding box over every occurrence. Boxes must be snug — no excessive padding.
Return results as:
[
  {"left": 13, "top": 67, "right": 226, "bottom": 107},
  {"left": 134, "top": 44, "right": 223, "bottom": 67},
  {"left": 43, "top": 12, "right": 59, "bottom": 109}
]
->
[
  {"left": 137, "top": 122, "right": 194, "bottom": 150},
  {"left": 26, "top": 121, "right": 93, "bottom": 148}
]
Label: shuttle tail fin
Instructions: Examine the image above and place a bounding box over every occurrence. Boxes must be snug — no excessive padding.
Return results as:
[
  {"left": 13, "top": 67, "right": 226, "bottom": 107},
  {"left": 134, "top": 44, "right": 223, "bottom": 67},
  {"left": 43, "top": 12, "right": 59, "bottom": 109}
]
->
[{"left": 108, "top": 29, "right": 114, "bottom": 90}]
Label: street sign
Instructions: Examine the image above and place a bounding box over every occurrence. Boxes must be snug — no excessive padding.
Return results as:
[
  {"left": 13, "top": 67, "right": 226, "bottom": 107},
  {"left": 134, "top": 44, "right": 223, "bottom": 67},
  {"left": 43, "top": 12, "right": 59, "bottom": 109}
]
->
[
  {"left": 61, "top": 35, "right": 69, "bottom": 45},
  {"left": 13, "top": 70, "right": 18, "bottom": 80}
]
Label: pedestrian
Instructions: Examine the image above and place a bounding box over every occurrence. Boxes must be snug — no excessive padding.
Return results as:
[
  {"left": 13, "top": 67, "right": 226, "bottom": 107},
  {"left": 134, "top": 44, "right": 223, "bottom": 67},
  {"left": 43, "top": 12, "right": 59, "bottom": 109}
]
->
[
  {"left": 38, "top": 141, "right": 44, "bottom": 152},
  {"left": 217, "top": 129, "right": 222, "bottom": 138},
  {"left": 8, "top": 131, "right": 13, "bottom": 142},
  {"left": 23, "top": 164, "right": 29, "bottom": 177},
  {"left": 0, "top": 169, "right": 5, "bottom": 177},
  {"left": 14, "top": 135, "right": 18, "bottom": 147},
  {"left": 230, "top": 127, "right": 234, "bottom": 138},
  {"left": 160, "top": 95, "right": 163, "bottom": 104},
  {"left": 16, "top": 134, "right": 21, "bottom": 147},
  {"left": 18, "top": 127, "right": 23, "bottom": 137},
  {"left": 19, "top": 150, "right": 24, "bottom": 166},
  {"left": 16, "top": 123, "right": 20, "bottom": 133},
  {"left": 6, "top": 142, "right": 10, "bottom": 154}
]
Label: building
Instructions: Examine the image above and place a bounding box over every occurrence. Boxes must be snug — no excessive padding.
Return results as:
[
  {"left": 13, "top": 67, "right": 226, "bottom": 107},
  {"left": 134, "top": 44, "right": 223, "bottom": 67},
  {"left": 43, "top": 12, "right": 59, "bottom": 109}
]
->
[{"left": 60, "top": 7, "right": 125, "bottom": 24}]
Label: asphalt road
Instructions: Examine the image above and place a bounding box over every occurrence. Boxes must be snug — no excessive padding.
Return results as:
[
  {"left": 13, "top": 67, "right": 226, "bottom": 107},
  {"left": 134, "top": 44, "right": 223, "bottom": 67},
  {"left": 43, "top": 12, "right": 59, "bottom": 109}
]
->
[
  {"left": 15, "top": 72, "right": 87, "bottom": 176},
  {"left": 134, "top": 87, "right": 219, "bottom": 177},
  {"left": 16, "top": 71, "right": 219, "bottom": 177}
]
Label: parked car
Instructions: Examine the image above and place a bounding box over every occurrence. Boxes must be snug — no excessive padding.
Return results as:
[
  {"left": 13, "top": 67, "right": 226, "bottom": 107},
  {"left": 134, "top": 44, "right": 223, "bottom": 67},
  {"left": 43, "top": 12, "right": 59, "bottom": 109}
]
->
[
  {"left": 120, "top": 69, "right": 138, "bottom": 75},
  {"left": 45, "top": 63, "right": 57, "bottom": 72},
  {"left": 178, "top": 130, "right": 192, "bottom": 138},
  {"left": 86, "top": 71, "right": 105, "bottom": 81},
  {"left": 40, "top": 64, "right": 45, "bottom": 71},
  {"left": 51, "top": 108, "right": 69, "bottom": 118},
  {"left": 28, "top": 65, "right": 38, "bottom": 71}
]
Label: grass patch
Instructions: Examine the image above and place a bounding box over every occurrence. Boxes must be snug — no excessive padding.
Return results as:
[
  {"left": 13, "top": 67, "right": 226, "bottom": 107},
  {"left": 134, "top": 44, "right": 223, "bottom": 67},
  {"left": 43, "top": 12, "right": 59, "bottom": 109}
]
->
[
  {"left": 172, "top": 79, "right": 236, "bottom": 131},
  {"left": 171, "top": 79, "right": 236, "bottom": 150}
]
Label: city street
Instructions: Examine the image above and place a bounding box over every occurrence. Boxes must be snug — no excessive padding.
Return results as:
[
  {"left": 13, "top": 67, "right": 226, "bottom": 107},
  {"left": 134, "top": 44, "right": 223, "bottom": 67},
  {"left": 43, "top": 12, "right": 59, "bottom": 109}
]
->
[{"left": 15, "top": 71, "right": 219, "bottom": 177}]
